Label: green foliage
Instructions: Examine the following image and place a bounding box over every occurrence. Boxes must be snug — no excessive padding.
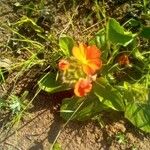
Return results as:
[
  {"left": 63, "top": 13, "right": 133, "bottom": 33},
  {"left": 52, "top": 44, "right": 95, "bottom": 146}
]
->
[
  {"left": 94, "top": 78, "right": 125, "bottom": 111},
  {"left": 9, "top": 91, "right": 30, "bottom": 115},
  {"left": 60, "top": 95, "right": 105, "bottom": 121},
  {"left": 1, "top": 2, "right": 150, "bottom": 135},
  {"left": 38, "top": 72, "right": 70, "bottom": 93},
  {"left": 26, "top": 2, "right": 35, "bottom": 17},
  {"left": 140, "top": 26, "right": 150, "bottom": 39},
  {"left": 0, "top": 98, "right": 7, "bottom": 109},
  {"left": 37, "top": 17, "right": 150, "bottom": 133},
  {"left": 125, "top": 103, "right": 150, "bottom": 133},
  {"left": 122, "top": 79, "right": 150, "bottom": 133},
  {"left": 89, "top": 29, "right": 107, "bottom": 49},
  {"left": 59, "top": 35, "right": 74, "bottom": 56},
  {"left": 52, "top": 142, "right": 62, "bottom": 150},
  {"left": 115, "top": 132, "right": 127, "bottom": 144},
  {"left": 9, "top": 95, "right": 22, "bottom": 114},
  {"left": 107, "top": 18, "right": 135, "bottom": 46},
  {"left": 0, "top": 91, "right": 32, "bottom": 126},
  {"left": 122, "top": 82, "right": 149, "bottom": 104},
  {"left": 13, "top": 16, "right": 44, "bottom": 33}
]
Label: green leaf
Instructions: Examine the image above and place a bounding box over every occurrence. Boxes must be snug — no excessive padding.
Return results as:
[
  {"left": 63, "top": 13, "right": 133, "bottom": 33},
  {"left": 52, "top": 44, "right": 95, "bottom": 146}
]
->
[
  {"left": 9, "top": 95, "right": 21, "bottom": 114},
  {"left": 38, "top": 73, "right": 69, "bottom": 93},
  {"left": 94, "top": 78, "right": 125, "bottom": 111},
  {"left": 132, "top": 49, "right": 144, "bottom": 60},
  {"left": 125, "top": 102, "right": 150, "bottom": 133},
  {"left": 89, "top": 28, "right": 106, "bottom": 49},
  {"left": 60, "top": 95, "right": 106, "bottom": 121},
  {"left": 123, "top": 82, "right": 149, "bottom": 104},
  {"left": 107, "top": 18, "right": 134, "bottom": 46},
  {"left": 59, "top": 35, "right": 74, "bottom": 56},
  {"left": 128, "top": 18, "right": 140, "bottom": 27},
  {"left": 140, "top": 26, "right": 150, "bottom": 39}
]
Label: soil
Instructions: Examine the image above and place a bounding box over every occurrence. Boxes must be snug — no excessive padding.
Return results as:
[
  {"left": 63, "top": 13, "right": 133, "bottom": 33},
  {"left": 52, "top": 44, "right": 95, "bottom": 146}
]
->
[
  {"left": 1, "top": 92, "right": 150, "bottom": 150},
  {"left": 0, "top": 0, "right": 150, "bottom": 150},
  {"left": 1, "top": 91, "right": 150, "bottom": 150}
]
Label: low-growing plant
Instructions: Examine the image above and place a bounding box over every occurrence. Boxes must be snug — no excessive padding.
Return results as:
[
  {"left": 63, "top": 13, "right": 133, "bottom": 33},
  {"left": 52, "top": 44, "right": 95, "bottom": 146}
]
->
[
  {"left": 38, "top": 18, "right": 150, "bottom": 133},
  {"left": 115, "top": 132, "right": 127, "bottom": 144},
  {"left": 0, "top": 0, "right": 150, "bottom": 149},
  {"left": 0, "top": 91, "right": 32, "bottom": 129}
]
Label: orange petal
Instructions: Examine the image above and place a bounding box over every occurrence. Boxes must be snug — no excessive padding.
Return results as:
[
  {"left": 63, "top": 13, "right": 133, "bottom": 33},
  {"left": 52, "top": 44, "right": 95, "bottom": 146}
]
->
[
  {"left": 82, "top": 59, "right": 102, "bottom": 75},
  {"left": 72, "top": 44, "right": 102, "bottom": 75},
  {"left": 74, "top": 78, "right": 92, "bottom": 97},
  {"left": 58, "top": 59, "right": 70, "bottom": 71},
  {"left": 86, "top": 45, "right": 101, "bottom": 59},
  {"left": 88, "top": 59, "right": 102, "bottom": 70},
  {"left": 82, "top": 65, "right": 95, "bottom": 75}
]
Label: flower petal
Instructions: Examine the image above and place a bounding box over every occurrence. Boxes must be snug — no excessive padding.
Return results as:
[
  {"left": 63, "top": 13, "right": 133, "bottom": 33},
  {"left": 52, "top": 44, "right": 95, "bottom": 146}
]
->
[
  {"left": 82, "top": 65, "right": 95, "bottom": 75},
  {"left": 86, "top": 45, "right": 101, "bottom": 59},
  {"left": 74, "top": 78, "right": 92, "bottom": 97},
  {"left": 82, "top": 59, "right": 102, "bottom": 75},
  {"left": 72, "top": 44, "right": 86, "bottom": 61},
  {"left": 72, "top": 43, "right": 102, "bottom": 75}
]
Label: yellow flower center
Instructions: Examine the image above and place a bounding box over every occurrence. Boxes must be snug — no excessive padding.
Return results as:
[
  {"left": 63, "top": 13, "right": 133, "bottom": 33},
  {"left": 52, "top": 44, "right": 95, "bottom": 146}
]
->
[{"left": 80, "top": 56, "right": 88, "bottom": 65}]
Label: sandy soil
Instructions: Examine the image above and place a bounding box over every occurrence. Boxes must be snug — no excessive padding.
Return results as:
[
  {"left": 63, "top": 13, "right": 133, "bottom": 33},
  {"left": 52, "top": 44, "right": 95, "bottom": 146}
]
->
[
  {"left": 0, "top": 91, "right": 150, "bottom": 150},
  {"left": 1, "top": 91, "right": 150, "bottom": 150}
]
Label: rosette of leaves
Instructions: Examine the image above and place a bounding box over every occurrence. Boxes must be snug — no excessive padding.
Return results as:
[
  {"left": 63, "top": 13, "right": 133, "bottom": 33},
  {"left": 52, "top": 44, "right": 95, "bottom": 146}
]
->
[{"left": 38, "top": 18, "right": 150, "bottom": 133}]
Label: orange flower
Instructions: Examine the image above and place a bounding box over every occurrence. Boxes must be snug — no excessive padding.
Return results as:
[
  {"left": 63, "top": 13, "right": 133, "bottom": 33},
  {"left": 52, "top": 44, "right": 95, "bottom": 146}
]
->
[
  {"left": 72, "top": 43, "right": 102, "bottom": 75},
  {"left": 74, "top": 78, "right": 92, "bottom": 97},
  {"left": 58, "top": 59, "right": 70, "bottom": 71}
]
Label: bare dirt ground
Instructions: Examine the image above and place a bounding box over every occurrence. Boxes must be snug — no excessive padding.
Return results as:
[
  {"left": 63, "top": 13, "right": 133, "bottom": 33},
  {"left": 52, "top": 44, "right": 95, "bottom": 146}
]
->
[
  {"left": 1, "top": 91, "right": 150, "bottom": 150},
  {"left": 1, "top": 0, "right": 150, "bottom": 150},
  {"left": 1, "top": 92, "right": 150, "bottom": 150}
]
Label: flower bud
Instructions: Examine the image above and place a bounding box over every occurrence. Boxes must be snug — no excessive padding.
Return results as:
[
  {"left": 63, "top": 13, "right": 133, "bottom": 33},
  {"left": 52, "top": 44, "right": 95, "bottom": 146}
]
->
[
  {"left": 118, "top": 54, "right": 130, "bottom": 66},
  {"left": 58, "top": 59, "right": 70, "bottom": 71}
]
